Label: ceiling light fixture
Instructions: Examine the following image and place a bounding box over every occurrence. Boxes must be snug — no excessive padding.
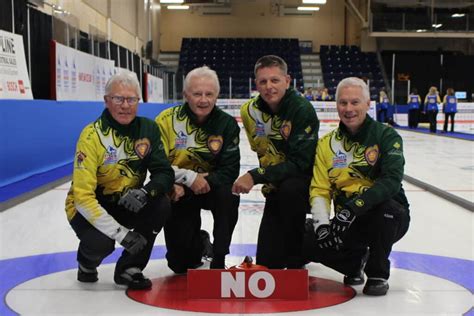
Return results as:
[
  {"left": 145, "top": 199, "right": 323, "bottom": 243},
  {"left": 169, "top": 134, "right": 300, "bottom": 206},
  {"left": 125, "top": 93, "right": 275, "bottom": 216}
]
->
[
  {"left": 297, "top": 6, "right": 320, "bottom": 11},
  {"left": 160, "top": 0, "right": 184, "bottom": 3},
  {"left": 451, "top": 13, "right": 465, "bottom": 18},
  {"left": 167, "top": 5, "right": 189, "bottom": 10},
  {"left": 302, "top": 0, "right": 326, "bottom": 4}
]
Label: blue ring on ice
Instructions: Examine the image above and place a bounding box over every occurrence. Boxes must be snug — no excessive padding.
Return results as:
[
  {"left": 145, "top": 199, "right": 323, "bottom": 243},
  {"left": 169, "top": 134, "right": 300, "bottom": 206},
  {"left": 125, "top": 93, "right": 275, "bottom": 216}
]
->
[{"left": 0, "top": 245, "right": 472, "bottom": 315}]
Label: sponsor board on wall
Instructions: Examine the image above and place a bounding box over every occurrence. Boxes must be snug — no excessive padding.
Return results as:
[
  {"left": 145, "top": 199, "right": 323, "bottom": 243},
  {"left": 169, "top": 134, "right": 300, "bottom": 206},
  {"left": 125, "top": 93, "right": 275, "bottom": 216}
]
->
[
  {"left": 54, "top": 41, "right": 115, "bottom": 101},
  {"left": 0, "top": 30, "right": 33, "bottom": 99},
  {"left": 145, "top": 73, "right": 164, "bottom": 103},
  {"left": 216, "top": 99, "right": 377, "bottom": 122}
]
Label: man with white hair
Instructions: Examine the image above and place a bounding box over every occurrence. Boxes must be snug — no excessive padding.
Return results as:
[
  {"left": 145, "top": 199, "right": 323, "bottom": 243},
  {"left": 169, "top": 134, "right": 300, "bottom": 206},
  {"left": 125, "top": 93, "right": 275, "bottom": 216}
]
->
[
  {"left": 66, "top": 72, "right": 174, "bottom": 290},
  {"left": 156, "top": 66, "right": 240, "bottom": 273},
  {"left": 304, "top": 77, "right": 410, "bottom": 296}
]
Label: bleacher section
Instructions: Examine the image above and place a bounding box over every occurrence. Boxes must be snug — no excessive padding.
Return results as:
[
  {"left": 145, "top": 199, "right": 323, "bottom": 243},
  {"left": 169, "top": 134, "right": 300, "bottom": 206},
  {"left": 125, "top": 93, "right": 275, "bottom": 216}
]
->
[
  {"left": 320, "top": 45, "right": 385, "bottom": 100},
  {"left": 179, "top": 38, "right": 304, "bottom": 99}
]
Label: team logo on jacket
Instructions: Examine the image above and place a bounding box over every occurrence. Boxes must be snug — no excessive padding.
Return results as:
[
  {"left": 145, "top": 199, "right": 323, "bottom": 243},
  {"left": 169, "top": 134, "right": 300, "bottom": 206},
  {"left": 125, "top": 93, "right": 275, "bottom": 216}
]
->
[
  {"left": 280, "top": 120, "right": 292, "bottom": 140},
  {"left": 364, "top": 144, "right": 379, "bottom": 166},
  {"left": 104, "top": 146, "right": 118, "bottom": 165},
  {"left": 332, "top": 150, "right": 347, "bottom": 168},
  {"left": 256, "top": 120, "right": 265, "bottom": 137},
  {"left": 75, "top": 151, "right": 86, "bottom": 168},
  {"left": 208, "top": 135, "right": 223, "bottom": 154},
  {"left": 175, "top": 131, "right": 187, "bottom": 149},
  {"left": 134, "top": 138, "right": 151, "bottom": 159}
]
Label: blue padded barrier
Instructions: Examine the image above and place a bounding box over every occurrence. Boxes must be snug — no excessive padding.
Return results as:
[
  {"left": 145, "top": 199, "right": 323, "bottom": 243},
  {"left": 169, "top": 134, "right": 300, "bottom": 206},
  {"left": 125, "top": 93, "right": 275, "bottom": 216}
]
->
[{"left": 0, "top": 100, "right": 175, "bottom": 196}]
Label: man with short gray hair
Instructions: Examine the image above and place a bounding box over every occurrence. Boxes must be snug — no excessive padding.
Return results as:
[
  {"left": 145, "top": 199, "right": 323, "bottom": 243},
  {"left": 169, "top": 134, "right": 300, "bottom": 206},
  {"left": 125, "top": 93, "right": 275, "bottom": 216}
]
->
[
  {"left": 156, "top": 66, "right": 240, "bottom": 272},
  {"left": 304, "top": 77, "right": 410, "bottom": 296},
  {"left": 66, "top": 72, "right": 174, "bottom": 290}
]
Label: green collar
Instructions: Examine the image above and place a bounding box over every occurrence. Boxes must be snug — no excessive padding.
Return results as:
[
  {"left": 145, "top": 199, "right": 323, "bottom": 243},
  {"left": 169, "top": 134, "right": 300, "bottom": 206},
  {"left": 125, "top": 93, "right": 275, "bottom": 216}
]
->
[
  {"left": 339, "top": 115, "right": 374, "bottom": 141},
  {"left": 101, "top": 109, "right": 137, "bottom": 134},
  {"left": 182, "top": 102, "right": 218, "bottom": 126}
]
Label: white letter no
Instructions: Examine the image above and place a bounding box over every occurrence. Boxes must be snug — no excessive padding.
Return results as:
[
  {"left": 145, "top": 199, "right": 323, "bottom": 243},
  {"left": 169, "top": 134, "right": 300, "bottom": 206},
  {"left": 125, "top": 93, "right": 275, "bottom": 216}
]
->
[
  {"left": 248, "top": 271, "right": 275, "bottom": 298},
  {"left": 221, "top": 272, "right": 245, "bottom": 298}
]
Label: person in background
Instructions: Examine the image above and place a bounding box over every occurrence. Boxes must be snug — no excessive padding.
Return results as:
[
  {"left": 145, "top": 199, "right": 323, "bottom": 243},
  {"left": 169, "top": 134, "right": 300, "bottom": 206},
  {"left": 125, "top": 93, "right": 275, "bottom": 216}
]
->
[
  {"left": 377, "top": 89, "right": 390, "bottom": 123},
  {"left": 442, "top": 88, "right": 457, "bottom": 133},
  {"left": 317, "top": 87, "right": 332, "bottom": 101},
  {"left": 304, "top": 87, "right": 315, "bottom": 101},
  {"left": 232, "top": 55, "right": 319, "bottom": 269},
  {"left": 156, "top": 66, "right": 240, "bottom": 273},
  {"left": 407, "top": 88, "right": 421, "bottom": 129},
  {"left": 424, "top": 86, "right": 441, "bottom": 133},
  {"left": 65, "top": 72, "right": 174, "bottom": 290},
  {"left": 304, "top": 77, "right": 410, "bottom": 296}
]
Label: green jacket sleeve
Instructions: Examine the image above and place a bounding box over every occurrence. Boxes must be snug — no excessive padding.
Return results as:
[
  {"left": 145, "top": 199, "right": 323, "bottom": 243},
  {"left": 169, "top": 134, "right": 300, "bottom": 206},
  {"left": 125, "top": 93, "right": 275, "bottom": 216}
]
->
[
  {"left": 206, "top": 117, "right": 241, "bottom": 187},
  {"left": 346, "top": 128, "right": 404, "bottom": 215},
  {"left": 143, "top": 121, "right": 175, "bottom": 197}
]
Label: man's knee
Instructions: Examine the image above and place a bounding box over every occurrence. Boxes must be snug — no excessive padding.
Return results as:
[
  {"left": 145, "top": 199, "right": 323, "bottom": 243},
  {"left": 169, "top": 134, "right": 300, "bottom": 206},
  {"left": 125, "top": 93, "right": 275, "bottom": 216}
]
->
[
  {"left": 143, "top": 195, "right": 172, "bottom": 229},
  {"left": 79, "top": 232, "right": 115, "bottom": 262}
]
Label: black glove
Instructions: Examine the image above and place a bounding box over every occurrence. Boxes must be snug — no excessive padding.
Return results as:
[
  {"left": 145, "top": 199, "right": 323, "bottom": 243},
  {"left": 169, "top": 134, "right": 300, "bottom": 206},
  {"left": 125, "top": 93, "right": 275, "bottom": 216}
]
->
[
  {"left": 314, "top": 224, "right": 337, "bottom": 249},
  {"left": 118, "top": 188, "right": 148, "bottom": 213},
  {"left": 305, "top": 218, "right": 336, "bottom": 250},
  {"left": 120, "top": 231, "right": 147, "bottom": 255},
  {"left": 331, "top": 208, "right": 356, "bottom": 245}
]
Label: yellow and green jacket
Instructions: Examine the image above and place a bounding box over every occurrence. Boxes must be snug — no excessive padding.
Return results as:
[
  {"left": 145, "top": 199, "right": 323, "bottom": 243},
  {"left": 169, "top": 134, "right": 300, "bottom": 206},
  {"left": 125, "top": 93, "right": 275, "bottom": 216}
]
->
[
  {"left": 310, "top": 116, "right": 409, "bottom": 217},
  {"left": 155, "top": 103, "right": 240, "bottom": 187},
  {"left": 65, "top": 109, "right": 174, "bottom": 242},
  {"left": 240, "top": 88, "right": 319, "bottom": 188}
]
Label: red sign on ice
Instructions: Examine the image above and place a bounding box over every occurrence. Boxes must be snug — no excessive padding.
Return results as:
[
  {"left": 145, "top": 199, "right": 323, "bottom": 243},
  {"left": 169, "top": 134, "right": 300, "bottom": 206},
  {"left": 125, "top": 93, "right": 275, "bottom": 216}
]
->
[{"left": 187, "top": 269, "right": 308, "bottom": 300}]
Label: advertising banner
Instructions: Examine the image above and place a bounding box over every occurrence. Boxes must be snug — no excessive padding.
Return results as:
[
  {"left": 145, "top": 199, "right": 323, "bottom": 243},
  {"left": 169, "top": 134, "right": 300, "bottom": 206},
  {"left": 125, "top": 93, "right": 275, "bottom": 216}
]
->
[
  {"left": 145, "top": 73, "right": 164, "bottom": 103},
  {"left": 0, "top": 30, "right": 33, "bottom": 99},
  {"left": 54, "top": 41, "right": 115, "bottom": 101}
]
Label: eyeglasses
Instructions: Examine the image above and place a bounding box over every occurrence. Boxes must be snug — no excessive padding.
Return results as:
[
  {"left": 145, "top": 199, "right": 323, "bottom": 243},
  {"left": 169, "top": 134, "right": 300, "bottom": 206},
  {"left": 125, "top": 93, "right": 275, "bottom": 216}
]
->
[{"left": 106, "top": 95, "right": 139, "bottom": 106}]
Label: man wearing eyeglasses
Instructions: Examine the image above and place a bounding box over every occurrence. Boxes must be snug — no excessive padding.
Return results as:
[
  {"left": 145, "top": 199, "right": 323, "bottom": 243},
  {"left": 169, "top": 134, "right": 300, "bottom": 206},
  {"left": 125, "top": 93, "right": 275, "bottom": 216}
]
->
[
  {"left": 65, "top": 72, "right": 174, "bottom": 290},
  {"left": 155, "top": 66, "right": 240, "bottom": 273}
]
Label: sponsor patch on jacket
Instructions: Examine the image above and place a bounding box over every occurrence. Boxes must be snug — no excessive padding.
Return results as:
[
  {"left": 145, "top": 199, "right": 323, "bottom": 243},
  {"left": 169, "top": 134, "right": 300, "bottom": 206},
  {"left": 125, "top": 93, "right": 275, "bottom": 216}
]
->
[
  {"left": 175, "top": 131, "right": 187, "bottom": 149},
  {"left": 364, "top": 144, "right": 379, "bottom": 166},
  {"left": 332, "top": 150, "right": 347, "bottom": 168},
  {"left": 256, "top": 120, "right": 265, "bottom": 137},
  {"left": 280, "top": 120, "right": 292, "bottom": 140},
  {"left": 75, "top": 151, "right": 86, "bottom": 168},
  {"left": 104, "top": 146, "right": 117, "bottom": 165},
  {"left": 134, "top": 138, "right": 151, "bottom": 159},
  {"left": 208, "top": 135, "right": 223, "bottom": 154}
]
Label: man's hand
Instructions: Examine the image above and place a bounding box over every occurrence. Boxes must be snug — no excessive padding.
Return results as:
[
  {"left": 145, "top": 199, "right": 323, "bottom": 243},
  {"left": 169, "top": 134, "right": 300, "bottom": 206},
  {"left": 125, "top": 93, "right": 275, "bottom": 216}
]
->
[
  {"left": 331, "top": 208, "right": 356, "bottom": 245},
  {"left": 305, "top": 218, "right": 336, "bottom": 249},
  {"left": 118, "top": 188, "right": 148, "bottom": 213},
  {"left": 120, "top": 231, "right": 147, "bottom": 255},
  {"left": 232, "top": 173, "right": 254, "bottom": 194},
  {"left": 169, "top": 184, "right": 185, "bottom": 202},
  {"left": 190, "top": 173, "right": 210, "bottom": 195}
]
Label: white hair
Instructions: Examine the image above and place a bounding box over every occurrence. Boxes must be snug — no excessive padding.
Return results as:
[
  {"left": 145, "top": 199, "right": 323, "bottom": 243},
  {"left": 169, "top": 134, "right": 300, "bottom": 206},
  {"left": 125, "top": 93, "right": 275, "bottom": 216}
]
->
[
  {"left": 183, "top": 66, "right": 220, "bottom": 94},
  {"left": 105, "top": 72, "right": 142, "bottom": 99},
  {"left": 335, "top": 77, "right": 370, "bottom": 102}
]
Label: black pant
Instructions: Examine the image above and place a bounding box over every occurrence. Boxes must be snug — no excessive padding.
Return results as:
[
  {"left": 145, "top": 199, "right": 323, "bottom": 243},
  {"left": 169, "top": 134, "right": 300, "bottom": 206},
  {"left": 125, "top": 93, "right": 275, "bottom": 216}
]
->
[
  {"left": 427, "top": 110, "right": 438, "bottom": 132},
  {"left": 304, "top": 199, "right": 410, "bottom": 280},
  {"left": 378, "top": 109, "right": 388, "bottom": 123},
  {"left": 70, "top": 195, "right": 171, "bottom": 275},
  {"left": 256, "top": 176, "right": 310, "bottom": 269},
  {"left": 443, "top": 112, "right": 455, "bottom": 132},
  {"left": 164, "top": 184, "right": 239, "bottom": 273},
  {"left": 408, "top": 109, "right": 419, "bottom": 128}
]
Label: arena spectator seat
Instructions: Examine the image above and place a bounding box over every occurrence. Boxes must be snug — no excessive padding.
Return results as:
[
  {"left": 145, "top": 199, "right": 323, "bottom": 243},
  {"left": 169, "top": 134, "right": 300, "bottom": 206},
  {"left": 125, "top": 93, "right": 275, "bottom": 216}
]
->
[
  {"left": 320, "top": 45, "right": 385, "bottom": 100},
  {"left": 179, "top": 38, "right": 304, "bottom": 98}
]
